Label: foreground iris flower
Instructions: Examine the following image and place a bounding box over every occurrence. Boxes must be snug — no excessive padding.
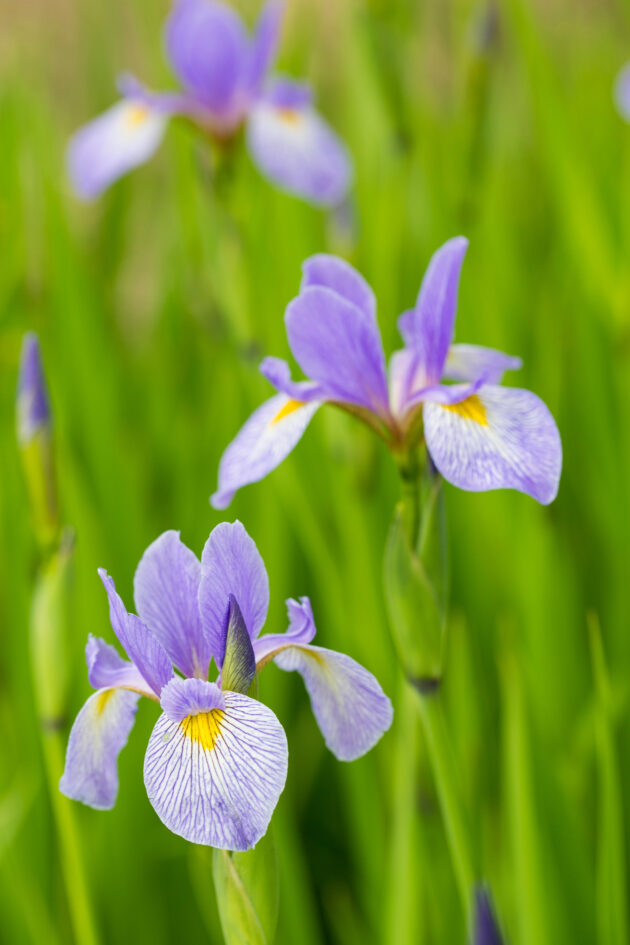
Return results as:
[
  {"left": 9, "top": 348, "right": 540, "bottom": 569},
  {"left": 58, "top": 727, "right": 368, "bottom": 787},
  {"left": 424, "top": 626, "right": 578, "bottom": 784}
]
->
[
  {"left": 68, "top": 0, "right": 351, "bottom": 207},
  {"left": 60, "top": 522, "right": 391, "bottom": 850},
  {"left": 212, "top": 237, "right": 562, "bottom": 508}
]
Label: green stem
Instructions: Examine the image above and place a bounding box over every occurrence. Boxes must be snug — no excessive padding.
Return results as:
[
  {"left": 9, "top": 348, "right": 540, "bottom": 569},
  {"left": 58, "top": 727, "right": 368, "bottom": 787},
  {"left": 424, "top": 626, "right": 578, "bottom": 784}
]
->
[
  {"left": 39, "top": 727, "right": 100, "bottom": 945},
  {"left": 414, "top": 687, "right": 476, "bottom": 929}
]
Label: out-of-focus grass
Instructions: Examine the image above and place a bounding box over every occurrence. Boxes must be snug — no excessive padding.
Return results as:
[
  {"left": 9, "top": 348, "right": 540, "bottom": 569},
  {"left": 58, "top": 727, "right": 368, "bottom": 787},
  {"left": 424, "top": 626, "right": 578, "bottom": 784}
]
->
[{"left": 1, "top": 0, "right": 629, "bottom": 942}]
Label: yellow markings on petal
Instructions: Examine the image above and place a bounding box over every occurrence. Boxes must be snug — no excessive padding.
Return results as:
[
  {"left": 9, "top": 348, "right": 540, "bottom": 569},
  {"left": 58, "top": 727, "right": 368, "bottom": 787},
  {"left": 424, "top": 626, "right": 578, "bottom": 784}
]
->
[
  {"left": 270, "top": 398, "right": 304, "bottom": 426},
  {"left": 125, "top": 104, "right": 150, "bottom": 128},
  {"left": 276, "top": 108, "right": 302, "bottom": 125},
  {"left": 180, "top": 710, "right": 226, "bottom": 752},
  {"left": 96, "top": 689, "right": 115, "bottom": 716},
  {"left": 443, "top": 394, "right": 488, "bottom": 425}
]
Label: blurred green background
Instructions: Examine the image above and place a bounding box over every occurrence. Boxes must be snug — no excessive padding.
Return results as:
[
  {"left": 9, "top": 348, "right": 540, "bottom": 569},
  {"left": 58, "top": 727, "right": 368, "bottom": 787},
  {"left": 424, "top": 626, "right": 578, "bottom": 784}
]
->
[{"left": 2, "top": 0, "right": 630, "bottom": 942}]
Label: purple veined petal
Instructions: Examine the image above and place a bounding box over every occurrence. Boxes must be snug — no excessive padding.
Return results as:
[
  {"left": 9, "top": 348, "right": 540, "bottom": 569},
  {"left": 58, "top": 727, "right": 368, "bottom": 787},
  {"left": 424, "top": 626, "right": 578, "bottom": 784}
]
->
[
  {"left": 220, "top": 596, "right": 257, "bottom": 694},
  {"left": 260, "top": 357, "right": 328, "bottom": 402},
  {"left": 614, "top": 62, "right": 630, "bottom": 122},
  {"left": 300, "top": 254, "right": 376, "bottom": 324},
  {"left": 404, "top": 237, "right": 469, "bottom": 384},
  {"left": 60, "top": 688, "right": 140, "bottom": 809},
  {"left": 274, "top": 644, "right": 393, "bottom": 761},
  {"left": 165, "top": 0, "right": 250, "bottom": 121},
  {"left": 199, "top": 522, "right": 270, "bottom": 663},
  {"left": 423, "top": 385, "right": 562, "bottom": 505},
  {"left": 144, "top": 677, "right": 288, "bottom": 850},
  {"left": 404, "top": 378, "right": 485, "bottom": 412},
  {"left": 247, "top": 93, "right": 352, "bottom": 207},
  {"left": 133, "top": 531, "right": 211, "bottom": 679},
  {"left": 86, "top": 635, "right": 155, "bottom": 698},
  {"left": 388, "top": 348, "right": 425, "bottom": 418},
  {"left": 16, "top": 333, "right": 51, "bottom": 444},
  {"left": 211, "top": 393, "right": 322, "bottom": 509},
  {"left": 246, "top": 2, "right": 285, "bottom": 96},
  {"left": 285, "top": 286, "right": 390, "bottom": 415},
  {"left": 98, "top": 569, "right": 174, "bottom": 697},
  {"left": 253, "top": 596, "right": 316, "bottom": 665},
  {"left": 444, "top": 344, "right": 522, "bottom": 384},
  {"left": 67, "top": 99, "right": 168, "bottom": 200}
]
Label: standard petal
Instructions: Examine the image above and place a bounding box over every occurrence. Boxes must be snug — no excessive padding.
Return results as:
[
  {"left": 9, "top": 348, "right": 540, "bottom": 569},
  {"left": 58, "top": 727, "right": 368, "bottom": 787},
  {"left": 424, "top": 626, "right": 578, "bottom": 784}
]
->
[
  {"left": 67, "top": 99, "right": 167, "bottom": 200},
  {"left": 247, "top": 94, "right": 352, "bottom": 207},
  {"left": 246, "top": 1, "right": 285, "bottom": 95},
  {"left": 86, "top": 635, "right": 154, "bottom": 697},
  {"left": 274, "top": 644, "right": 393, "bottom": 761},
  {"left": 165, "top": 0, "right": 249, "bottom": 119},
  {"left": 404, "top": 237, "right": 469, "bottom": 384},
  {"left": 253, "top": 596, "right": 316, "bottom": 666},
  {"left": 98, "top": 569, "right": 174, "bottom": 697},
  {"left": 144, "top": 678, "right": 288, "bottom": 850},
  {"left": 423, "top": 385, "right": 562, "bottom": 504},
  {"left": 285, "top": 286, "right": 390, "bottom": 415},
  {"left": 133, "top": 531, "right": 210, "bottom": 679},
  {"left": 199, "top": 522, "right": 269, "bottom": 662},
  {"left": 60, "top": 688, "right": 140, "bottom": 809},
  {"left": 300, "top": 254, "right": 376, "bottom": 323},
  {"left": 211, "top": 393, "right": 321, "bottom": 509},
  {"left": 444, "top": 344, "right": 522, "bottom": 384}
]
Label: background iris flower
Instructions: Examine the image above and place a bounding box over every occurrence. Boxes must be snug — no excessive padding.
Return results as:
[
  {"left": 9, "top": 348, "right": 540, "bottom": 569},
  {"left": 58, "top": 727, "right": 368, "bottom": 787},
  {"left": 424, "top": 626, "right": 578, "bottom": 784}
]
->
[
  {"left": 67, "top": 0, "right": 351, "bottom": 206},
  {"left": 60, "top": 521, "right": 392, "bottom": 851},
  {"left": 212, "top": 237, "right": 562, "bottom": 508}
]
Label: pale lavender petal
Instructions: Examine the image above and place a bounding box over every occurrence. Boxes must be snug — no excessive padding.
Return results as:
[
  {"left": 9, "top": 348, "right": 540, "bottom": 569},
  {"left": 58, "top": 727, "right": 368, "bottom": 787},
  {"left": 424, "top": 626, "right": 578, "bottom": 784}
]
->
[
  {"left": 211, "top": 393, "right": 321, "bottom": 509},
  {"left": 118, "top": 72, "right": 216, "bottom": 126},
  {"left": 300, "top": 254, "right": 376, "bottom": 323},
  {"left": 423, "top": 385, "right": 562, "bottom": 504},
  {"left": 98, "top": 569, "right": 174, "bottom": 696},
  {"left": 253, "top": 596, "right": 316, "bottom": 665},
  {"left": 17, "top": 333, "right": 51, "bottom": 444},
  {"left": 60, "top": 688, "right": 140, "bottom": 809},
  {"left": 199, "top": 522, "right": 269, "bottom": 661},
  {"left": 444, "top": 344, "right": 522, "bottom": 384},
  {"left": 404, "top": 237, "right": 469, "bottom": 384},
  {"left": 404, "top": 378, "right": 485, "bottom": 411},
  {"left": 247, "top": 95, "right": 352, "bottom": 206},
  {"left": 246, "top": 2, "right": 285, "bottom": 95},
  {"left": 133, "top": 531, "right": 210, "bottom": 679},
  {"left": 264, "top": 77, "right": 312, "bottom": 109},
  {"left": 614, "top": 62, "right": 630, "bottom": 122},
  {"left": 67, "top": 99, "right": 167, "bottom": 200},
  {"left": 165, "top": 0, "right": 249, "bottom": 118},
  {"left": 85, "top": 635, "right": 154, "bottom": 697},
  {"left": 144, "top": 677, "right": 287, "bottom": 850},
  {"left": 285, "top": 287, "right": 389, "bottom": 414},
  {"left": 260, "top": 357, "right": 327, "bottom": 402},
  {"left": 274, "top": 644, "right": 393, "bottom": 761}
]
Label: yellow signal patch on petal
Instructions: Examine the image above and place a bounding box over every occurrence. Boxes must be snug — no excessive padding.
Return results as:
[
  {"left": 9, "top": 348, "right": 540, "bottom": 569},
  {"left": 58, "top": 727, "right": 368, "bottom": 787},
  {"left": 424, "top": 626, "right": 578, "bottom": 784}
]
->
[
  {"left": 180, "top": 710, "right": 225, "bottom": 751},
  {"left": 277, "top": 108, "right": 302, "bottom": 125},
  {"left": 125, "top": 104, "right": 150, "bottom": 128},
  {"left": 443, "top": 394, "right": 488, "bottom": 425},
  {"left": 96, "top": 689, "right": 115, "bottom": 716},
  {"left": 270, "top": 398, "right": 304, "bottom": 426}
]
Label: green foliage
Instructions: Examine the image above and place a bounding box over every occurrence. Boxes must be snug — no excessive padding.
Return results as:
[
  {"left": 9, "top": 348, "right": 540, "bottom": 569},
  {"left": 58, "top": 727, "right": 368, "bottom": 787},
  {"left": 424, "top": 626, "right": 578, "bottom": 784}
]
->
[{"left": 213, "top": 831, "right": 279, "bottom": 945}]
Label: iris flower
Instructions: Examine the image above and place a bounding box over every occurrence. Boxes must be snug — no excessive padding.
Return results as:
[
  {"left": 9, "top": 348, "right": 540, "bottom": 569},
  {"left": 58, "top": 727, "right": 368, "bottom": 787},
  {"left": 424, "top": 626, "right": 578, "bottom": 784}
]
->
[
  {"left": 60, "top": 522, "right": 392, "bottom": 850},
  {"left": 211, "top": 237, "right": 562, "bottom": 508},
  {"left": 68, "top": 0, "right": 351, "bottom": 207}
]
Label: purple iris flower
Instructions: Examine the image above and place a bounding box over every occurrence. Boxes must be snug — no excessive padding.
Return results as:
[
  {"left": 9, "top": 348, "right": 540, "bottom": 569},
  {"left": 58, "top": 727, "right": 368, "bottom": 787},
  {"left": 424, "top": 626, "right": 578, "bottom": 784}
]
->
[
  {"left": 68, "top": 0, "right": 351, "bottom": 207},
  {"left": 211, "top": 237, "right": 562, "bottom": 508},
  {"left": 614, "top": 62, "right": 630, "bottom": 122},
  {"left": 16, "top": 333, "right": 51, "bottom": 445},
  {"left": 59, "top": 522, "right": 392, "bottom": 850},
  {"left": 473, "top": 887, "right": 503, "bottom": 945}
]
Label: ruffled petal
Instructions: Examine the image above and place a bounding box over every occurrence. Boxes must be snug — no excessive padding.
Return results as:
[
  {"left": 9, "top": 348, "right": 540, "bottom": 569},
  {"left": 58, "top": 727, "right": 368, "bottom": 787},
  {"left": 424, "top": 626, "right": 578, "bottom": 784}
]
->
[
  {"left": 199, "top": 522, "right": 269, "bottom": 662},
  {"left": 285, "top": 286, "right": 389, "bottom": 415},
  {"left": 253, "top": 597, "right": 316, "bottom": 666},
  {"left": 247, "top": 87, "right": 352, "bottom": 206},
  {"left": 85, "top": 635, "right": 155, "bottom": 697},
  {"left": 133, "top": 531, "right": 210, "bottom": 679},
  {"left": 144, "top": 677, "right": 288, "bottom": 850},
  {"left": 98, "top": 569, "right": 174, "bottom": 697},
  {"left": 274, "top": 644, "right": 393, "bottom": 761},
  {"left": 60, "top": 688, "right": 140, "bottom": 809},
  {"left": 300, "top": 254, "right": 376, "bottom": 323},
  {"left": 423, "top": 385, "right": 562, "bottom": 504},
  {"left": 165, "top": 0, "right": 249, "bottom": 121},
  {"left": 67, "top": 99, "right": 167, "bottom": 199},
  {"left": 211, "top": 393, "right": 321, "bottom": 509}
]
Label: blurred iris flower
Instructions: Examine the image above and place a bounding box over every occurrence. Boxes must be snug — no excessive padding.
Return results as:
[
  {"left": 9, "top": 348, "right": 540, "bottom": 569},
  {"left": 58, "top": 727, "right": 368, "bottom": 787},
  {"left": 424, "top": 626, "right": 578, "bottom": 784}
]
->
[
  {"left": 60, "top": 522, "right": 391, "bottom": 850},
  {"left": 212, "top": 237, "right": 562, "bottom": 508},
  {"left": 68, "top": 0, "right": 351, "bottom": 206}
]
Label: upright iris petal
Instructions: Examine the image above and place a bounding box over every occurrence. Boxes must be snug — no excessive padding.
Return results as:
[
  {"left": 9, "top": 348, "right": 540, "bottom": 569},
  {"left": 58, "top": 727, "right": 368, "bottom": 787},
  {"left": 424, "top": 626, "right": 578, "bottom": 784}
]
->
[
  {"left": 16, "top": 333, "right": 51, "bottom": 445},
  {"left": 144, "top": 677, "right": 288, "bottom": 850},
  {"left": 246, "top": 1, "right": 285, "bottom": 95}
]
